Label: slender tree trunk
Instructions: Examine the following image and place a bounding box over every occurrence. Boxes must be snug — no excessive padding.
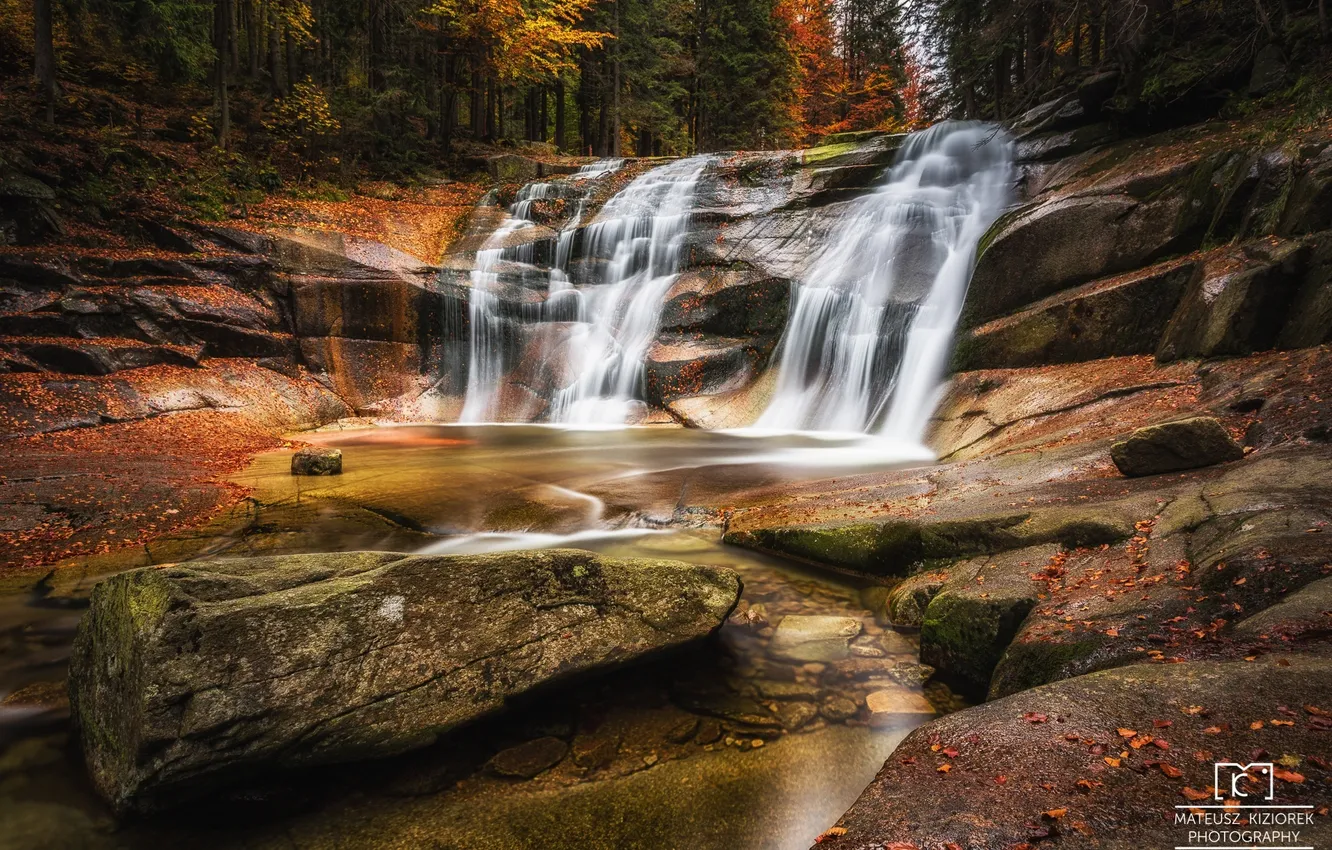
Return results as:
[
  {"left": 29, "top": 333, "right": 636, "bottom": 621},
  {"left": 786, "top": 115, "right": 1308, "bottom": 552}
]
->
[
  {"left": 442, "top": 55, "right": 458, "bottom": 154},
  {"left": 247, "top": 0, "right": 260, "bottom": 78},
  {"left": 268, "top": 4, "right": 285, "bottom": 96},
  {"left": 1089, "top": 0, "right": 1102, "bottom": 64},
  {"left": 285, "top": 27, "right": 298, "bottom": 87},
  {"left": 1072, "top": 10, "right": 1082, "bottom": 67},
  {"left": 228, "top": 0, "right": 240, "bottom": 75},
  {"left": 215, "top": 0, "right": 232, "bottom": 147},
  {"left": 539, "top": 85, "right": 548, "bottom": 143},
  {"left": 554, "top": 76, "right": 566, "bottom": 151},
  {"left": 1320, "top": 0, "right": 1328, "bottom": 40},
  {"left": 471, "top": 65, "right": 484, "bottom": 138},
  {"left": 1253, "top": 0, "right": 1277, "bottom": 40},
  {"left": 611, "top": 0, "right": 621, "bottom": 156},
  {"left": 369, "top": 0, "right": 387, "bottom": 91},
  {"left": 33, "top": 0, "right": 57, "bottom": 123}
]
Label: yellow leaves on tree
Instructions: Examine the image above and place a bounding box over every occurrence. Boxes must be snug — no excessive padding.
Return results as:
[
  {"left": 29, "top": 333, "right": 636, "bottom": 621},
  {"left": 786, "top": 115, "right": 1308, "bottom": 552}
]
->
[{"left": 424, "top": 0, "right": 607, "bottom": 84}]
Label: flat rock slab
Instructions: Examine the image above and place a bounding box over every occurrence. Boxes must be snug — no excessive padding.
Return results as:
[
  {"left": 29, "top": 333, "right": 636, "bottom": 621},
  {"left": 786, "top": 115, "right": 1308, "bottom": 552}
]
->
[
  {"left": 865, "top": 688, "right": 936, "bottom": 727},
  {"left": 767, "top": 615, "right": 862, "bottom": 662},
  {"left": 1111, "top": 416, "right": 1243, "bottom": 476},
  {"left": 822, "top": 656, "right": 1332, "bottom": 850},
  {"left": 68, "top": 549, "right": 740, "bottom": 813}
]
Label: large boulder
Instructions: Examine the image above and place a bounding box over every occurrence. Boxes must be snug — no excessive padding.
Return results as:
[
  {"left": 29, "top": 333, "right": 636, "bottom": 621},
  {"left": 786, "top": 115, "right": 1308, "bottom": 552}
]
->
[
  {"left": 69, "top": 549, "right": 740, "bottom": 813},
  {"left": 1110, "top": 416, "right": 1244, "bottom": 477},
  {"left": 821, "top": 656, "right": 1332, "bottom": 850}
]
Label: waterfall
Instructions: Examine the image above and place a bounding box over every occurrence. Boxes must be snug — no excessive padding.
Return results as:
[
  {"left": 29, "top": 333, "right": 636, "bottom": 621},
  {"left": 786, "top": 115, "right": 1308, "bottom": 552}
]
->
[
  {"left": 754, "top": 122, "right": 1014, "bottom": 440},
  {"left": 550, "top": 156, "right": 711, "bottom": 425},
  {"left": 459, "top": 160, "right": 624, "bottom": 423}
]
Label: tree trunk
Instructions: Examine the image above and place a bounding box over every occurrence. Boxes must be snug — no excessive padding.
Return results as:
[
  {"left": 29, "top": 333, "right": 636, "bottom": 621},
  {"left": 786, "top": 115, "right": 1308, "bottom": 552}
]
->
[
  {"left": 442, "top": 55, "right": 458, "bottom": 154},
  {"left": 285, "top": 27, "right": 298, "bottom": 87},
  {"left": 1253, "top": 0, "right": 1277, "bottom": 40},
  {"left": 539, "top": 86, "right": 548, "bottom": 143},
  {"left": 369, "top": 0, "right": 387, "bottom": 91},
  {"left": 215, "top": 0, "right": 232, "bottom": 147},
  {"left": 228, "top": 0, "right": 240, "bottom": 75},
  {"left": 471, "top": 65, "right": 484, "bottom": 138},
  {"left": 554, "top": 77, "right": 566, "bottom": 151},
  {"left": 1320, "top": 0, "right": 1328, "bottom": 40},
  {"left": 246, "top": 0, "right": 260, "bottom": 78},
  {"left": 33, "top": 0, "right": 57, "bottom": 123},
  {"left": 1089, "top": 0, "right": 1102, "bottom": 65},
  {"left": 611, "top": 0, "right": 622, "bottom": 156},
  {"left": 268, "top": 4, "right": 285, "bottom": 96}
]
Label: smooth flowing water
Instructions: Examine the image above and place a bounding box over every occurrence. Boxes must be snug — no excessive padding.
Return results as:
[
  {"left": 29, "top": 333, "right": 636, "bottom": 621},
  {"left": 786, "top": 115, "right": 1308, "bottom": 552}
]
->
[
  {"left": 0, "top": 426, "right": 959, "bottom": 850},
  {"left": 755, "top": 122, "right": 1014, "bottom": 439},
  {"left": 550, "top": 156, "right": 710, "bottom": 425},
  {"left": 460, "top": 159, "right": 626, "bottom": 423}
]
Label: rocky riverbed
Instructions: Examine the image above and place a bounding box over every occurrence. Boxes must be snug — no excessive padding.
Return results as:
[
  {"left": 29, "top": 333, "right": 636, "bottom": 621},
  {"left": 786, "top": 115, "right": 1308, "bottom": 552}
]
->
[{"left": 2, "top": 91, "right": 1332, "bottom": 849}]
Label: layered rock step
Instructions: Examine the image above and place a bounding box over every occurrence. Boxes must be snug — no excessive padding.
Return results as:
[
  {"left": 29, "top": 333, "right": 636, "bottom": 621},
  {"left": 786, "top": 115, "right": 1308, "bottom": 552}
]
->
[{"left": 68, "top": 549, "right": 741, "bottom": 813}]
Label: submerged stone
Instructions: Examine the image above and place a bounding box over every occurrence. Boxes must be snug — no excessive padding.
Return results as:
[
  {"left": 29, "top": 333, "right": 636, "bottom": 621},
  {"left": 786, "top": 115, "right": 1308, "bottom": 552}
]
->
[
  {"left": 864, "top": 688, "right": 935, "bottom": 727},
  {"left": 291, "top": 446, "right": 343, "bottom": 475},
  {"left": 767, "top": 615, "right": 862, "bottom": 662},
  {"left": 68, "top": 549, "right": 740, "bottom": 813},
  {"left": 488, "top": 737, "right": 569, "bottom": 779},
  {"left": 1110, "top": 416, "right": 1243, "bottom": 476}
]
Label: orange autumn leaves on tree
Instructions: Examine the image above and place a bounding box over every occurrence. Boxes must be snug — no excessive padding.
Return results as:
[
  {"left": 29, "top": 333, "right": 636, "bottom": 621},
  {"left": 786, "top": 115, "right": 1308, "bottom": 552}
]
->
[
  {"left": 775, "top": 0, "right": 844, "bottom": 138},
  {"left": 425, "top": 0, "right": 607, "bottom": 84},
  {"left": 774, "top": 0, "right": 928, "bottom": 143}
]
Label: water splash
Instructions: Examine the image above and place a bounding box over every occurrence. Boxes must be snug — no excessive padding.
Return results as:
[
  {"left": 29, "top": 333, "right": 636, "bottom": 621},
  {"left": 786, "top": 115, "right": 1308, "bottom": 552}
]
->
[
  {"left": 460, "top": 162, "right": 623, "bottom": 422},
  {"left": 755, "top": 122, "right": 1014, "bottom": 441},
  {"left": 550, "top": 155, "right": 712, "bottom": 425}
]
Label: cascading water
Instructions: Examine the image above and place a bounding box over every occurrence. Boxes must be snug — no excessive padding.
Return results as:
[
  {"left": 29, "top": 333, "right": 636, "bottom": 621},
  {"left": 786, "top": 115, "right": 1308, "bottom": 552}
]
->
[
  {"left": 755, "top": 122, "right": 1014, "bottom": 442},
  {"left": 459, "top": 159, "right": 624, "bottom": 423},
  {"left": 460, "top": 154, "right": 710, "bottom": 426},
  {"left": 550, "top": 155, "right": 711, "bottom": 425}
]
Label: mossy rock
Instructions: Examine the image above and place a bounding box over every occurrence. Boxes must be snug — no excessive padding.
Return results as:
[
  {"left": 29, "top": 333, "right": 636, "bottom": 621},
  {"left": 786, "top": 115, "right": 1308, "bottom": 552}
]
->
[
  {"left": 885, "top": 570, "right": 949, "bottom": 629},
  {"left": 918, "top": 546, "right": 1057, "bottom": 698},
  {"left": 69, "top": 550, "right": 740, "bottom": 813}
]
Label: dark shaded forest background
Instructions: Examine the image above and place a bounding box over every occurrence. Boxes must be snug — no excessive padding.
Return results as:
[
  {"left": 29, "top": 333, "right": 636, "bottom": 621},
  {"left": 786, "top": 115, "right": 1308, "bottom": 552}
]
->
[{"left": 0, "top": 0, "right": 1329, "bottom": 231}]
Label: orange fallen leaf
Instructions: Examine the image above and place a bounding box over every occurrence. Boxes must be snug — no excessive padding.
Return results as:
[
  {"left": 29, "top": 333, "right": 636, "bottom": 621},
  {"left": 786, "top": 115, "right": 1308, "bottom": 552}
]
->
[{"left": 1181, "top": 787, "right": 1211, "bottom": 801}]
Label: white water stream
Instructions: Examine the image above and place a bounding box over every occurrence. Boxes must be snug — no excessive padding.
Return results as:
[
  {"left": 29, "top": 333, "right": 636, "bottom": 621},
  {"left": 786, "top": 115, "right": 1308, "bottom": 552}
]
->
[
  {"left": 755, "top": 122, "right": 1013, "bottom": 441},
  {"left": 549, "top": 156, "right": 711, "bottom": 424},
  {"left": 458, "top": 124, "right": 1011, "bottom": 443}
]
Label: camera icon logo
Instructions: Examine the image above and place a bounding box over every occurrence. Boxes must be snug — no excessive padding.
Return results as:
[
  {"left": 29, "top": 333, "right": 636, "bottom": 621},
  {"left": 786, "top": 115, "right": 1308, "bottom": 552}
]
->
[{"left": 1213, "top": 762, "right": 1275, "bottom": 802}]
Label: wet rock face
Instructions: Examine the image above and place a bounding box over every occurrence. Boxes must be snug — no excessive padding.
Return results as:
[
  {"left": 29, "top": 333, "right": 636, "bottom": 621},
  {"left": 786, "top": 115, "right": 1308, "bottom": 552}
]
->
[
  {"left": 961, "top": 111, "right": 1332, "bottom": 371},
  {"left": 68, "top": 549, "right": 740, "bottom": 813},
  {"left": 825, "top": 656, "right": 1332, "bottom": 850},
  {"left": 1110, "top": 416, "right": 1244, "bottom": 477}
]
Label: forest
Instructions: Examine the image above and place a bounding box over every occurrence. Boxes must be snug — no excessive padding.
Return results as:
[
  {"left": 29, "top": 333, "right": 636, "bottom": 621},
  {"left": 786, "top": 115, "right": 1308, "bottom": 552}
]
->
[{"left": 6, "top": 0, "right": 1328, "bottom": 182}]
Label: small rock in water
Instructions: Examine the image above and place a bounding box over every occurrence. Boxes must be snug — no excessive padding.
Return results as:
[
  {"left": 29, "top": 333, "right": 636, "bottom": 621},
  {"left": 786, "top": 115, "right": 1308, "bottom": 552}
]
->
[
  {"left": 865, "top": 689, "right": 937, "bottom": 728},
  {"left": 820, "top": 695, "right": 859, "bottom": 722},
  {"left": 768, "top": 615, "right": 862, "bottom": 662},
  {"left": 776, "top": 701, "right": 819, "bottom": 730},
  {"left": 291, "top": 446, "right": 342, "bottom": 475},
  {"left": 571, "top": 732, "right": 619, "bottom": 770},
  {"left": 666, "top": 717, "right": 700, "bottom": 744},
  {"left": 488, "top": 736, "right": 569, "bottom": 779},
  {"left": 694, "top": 719, "right": 723, "bottom": 745},
  {"left": 1110, "top": 416, "right": 1243, "bottom": 477}
]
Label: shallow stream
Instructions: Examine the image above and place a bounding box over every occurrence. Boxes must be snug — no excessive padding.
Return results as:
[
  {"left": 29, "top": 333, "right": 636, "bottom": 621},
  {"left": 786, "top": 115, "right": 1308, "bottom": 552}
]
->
[{"left": 1, "top": 425, "right": 961, "bottom": 849}]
